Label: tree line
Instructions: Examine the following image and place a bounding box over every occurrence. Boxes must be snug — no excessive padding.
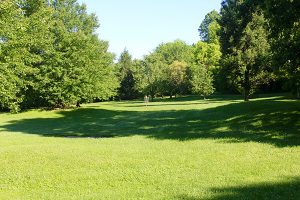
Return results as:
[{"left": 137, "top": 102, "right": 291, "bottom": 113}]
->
[
  {"left": 117, "top": 0, "right": 299, "bottom": 101},
  {"left": 0, "top": 0, "right": 299, "bottom": 112}
]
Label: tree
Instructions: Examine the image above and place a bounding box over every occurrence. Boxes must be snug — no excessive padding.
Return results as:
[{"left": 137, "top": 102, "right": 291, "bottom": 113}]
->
[
  {"left": 135, "top": 40, "right": 193, "bottom": 98},
  {"left": 18, "top": 0, "right": 56, "bottom": 109},
  {"left": 191, "top": 65, "right": 214, "bottom": 99},
  {"left": 219, "top": 0, "right": 272, "bottom": 101},
  {"left": 131, "top": 59, "right": 145, "bottom": 93},
  {"left": 154, "top": 40, "right": 193, "bottom": 97},
  {"left": 166, "top": 61, "right": 188, "bottom": 98},
  {"left": 237, "top": 12, "right": 272, "bottom": 101},
  {"left": 117, "top": 49, "right": 133, "bottom": 80},
  {"left": 262, "top": 0, "right": 300, "bottom": 98},
  {"left": 193, "top": 41, "right": 221, "bottom": 74},
  {"left": 34, "top": 0, "right": 118, "bottom": 108},
  {"left": 117, "top": 49, "right": 138, "bottom": 100},
  {"left": 197, "top": 9, "right": 223, "bottom": 93},
  {"left": 198, "top": 10, "right": 220, "bottom": 42},
  {"left": 207, "top": 20, "right": 221, "bottom": 45},
  {"left": 0, "top": 0, "right": 31, "bottom": 112},
  {"left": 0, "top": 0, "right": 118, "bottom": 111},
  {"left": 140, "top": 52, "right": 167, "bottom": 97},
  {"left": 190, "top": 41, "right": 219, "bottom": 98},
  {"left": 155, "top": 40, "right": 194, "bottom": 65}
]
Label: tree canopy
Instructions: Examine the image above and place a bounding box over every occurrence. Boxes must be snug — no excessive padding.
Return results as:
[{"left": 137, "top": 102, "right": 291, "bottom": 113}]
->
[
  {"left": 1, "top": 0, "right": 299, "bottom": 112},
  {"left": 0, "top": 0, "right": 118, "bottom": 111}
]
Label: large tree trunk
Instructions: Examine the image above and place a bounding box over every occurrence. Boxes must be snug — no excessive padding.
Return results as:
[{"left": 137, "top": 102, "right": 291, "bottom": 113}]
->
[{"left": 244, "top": 68, "right": 250, "bottom": 101}]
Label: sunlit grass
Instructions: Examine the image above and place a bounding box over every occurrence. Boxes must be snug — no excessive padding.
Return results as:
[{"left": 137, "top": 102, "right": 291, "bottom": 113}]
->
[{"left": 0, "top": 95, "right": 299, "bottom": 199}]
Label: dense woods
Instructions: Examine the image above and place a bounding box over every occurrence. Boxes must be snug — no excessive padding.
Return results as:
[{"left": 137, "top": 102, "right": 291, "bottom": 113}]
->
[{"left": 0, "top": 0, "right": 299, "bottom": 112}]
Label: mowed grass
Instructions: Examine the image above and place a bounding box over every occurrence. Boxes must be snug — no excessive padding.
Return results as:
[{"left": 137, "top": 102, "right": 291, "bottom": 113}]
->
[{"left": 0, "top": 95, "right": 299, "bottom": 199}]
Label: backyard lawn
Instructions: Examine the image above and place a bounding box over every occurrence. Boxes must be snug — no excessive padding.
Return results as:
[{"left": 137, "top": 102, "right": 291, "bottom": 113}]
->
[{"left": 0, "top": 95, "right": 299, "bottom": 199}]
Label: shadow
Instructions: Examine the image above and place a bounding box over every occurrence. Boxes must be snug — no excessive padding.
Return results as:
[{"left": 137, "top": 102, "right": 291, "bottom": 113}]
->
[
  {"left": 1, "top": 97, "right": 299, "bottom": 147},
  {"left": 121, "top": 102, "right": 213, "bottom": 108},
  {"left": 151, "top": 95, "right": 244, "bottom": 102},
  {"left": 177, "top": 177, "right": 300, "bottom": 200},
  {"left": 117, "top": 96, "right": 243, "bottom": 108}
]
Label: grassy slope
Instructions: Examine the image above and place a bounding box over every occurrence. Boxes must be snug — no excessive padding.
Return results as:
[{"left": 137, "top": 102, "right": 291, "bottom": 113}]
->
[{"left": 0, "top": 96, "right": 299, "bottom": 199}]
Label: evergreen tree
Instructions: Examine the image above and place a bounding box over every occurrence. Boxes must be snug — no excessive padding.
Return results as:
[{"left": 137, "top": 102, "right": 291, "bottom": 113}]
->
[
  {"left": 263, "top": 0, "right": 300, "bottom": 98},
  {"left": 198, "top": 10, "right": 220, "bottom": 42},
  {"left": 117, "top": 49, "right": 138, "bottom": 100},
  {"left": 219, "top": 0, "right": 272, "bottom": 101}
]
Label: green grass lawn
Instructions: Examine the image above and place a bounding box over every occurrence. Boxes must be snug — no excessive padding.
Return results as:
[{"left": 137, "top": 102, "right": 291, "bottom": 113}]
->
[{"left": 0, "top": 95, "right": 299, "bottom": 199}]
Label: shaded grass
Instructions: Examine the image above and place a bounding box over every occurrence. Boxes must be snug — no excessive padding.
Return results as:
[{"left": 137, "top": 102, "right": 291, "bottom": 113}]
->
[
  {"left": 0, "top": 95, "right": 299, "bottom": 199},
  {"left": 178, "top": 177, "right": 300, "bottom": 200},
  {"left": 1, "top": 96, "right": 299, "bottom": 147}
]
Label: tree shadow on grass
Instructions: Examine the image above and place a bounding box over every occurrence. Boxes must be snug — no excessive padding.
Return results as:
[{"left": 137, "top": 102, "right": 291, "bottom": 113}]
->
[
  {"left": 0, "top": 97, "right": 299, "bottom": 147},
  {"left": 177, "top": 177, "right": 300, "bottom": 200},
  {"left": 151, "top": 95, "right": 244, "bottom": 102},
  {"left": 122, "top": 102, "right": 213, "bottom": 108}
]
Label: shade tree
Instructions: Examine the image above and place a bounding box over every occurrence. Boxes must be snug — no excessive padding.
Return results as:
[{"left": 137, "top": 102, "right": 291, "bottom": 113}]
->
[
  {"left": 219, "top": 0, "right": 272, "bottom": 101},
  {"left": 0, "top": 0, "right": 118, "bottom": 111}
]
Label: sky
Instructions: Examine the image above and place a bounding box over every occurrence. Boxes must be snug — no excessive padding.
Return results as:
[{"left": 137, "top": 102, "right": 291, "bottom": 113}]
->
[{"left": 78, "top": 0, "right": 222, "bottom": 59}]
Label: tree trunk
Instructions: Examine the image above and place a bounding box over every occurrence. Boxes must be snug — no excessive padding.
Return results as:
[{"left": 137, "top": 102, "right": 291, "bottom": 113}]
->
[
  {"left": 296, "top": 82, "right": 300, "bottom": 99},
  {"left": 244, "top": 68, "right": 250, "bottom": 101},
  {"left": 150, "top": 89, "right": 155, "bottom": 101}
]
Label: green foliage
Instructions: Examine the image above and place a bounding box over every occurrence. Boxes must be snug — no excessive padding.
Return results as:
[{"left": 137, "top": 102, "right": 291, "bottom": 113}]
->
[
  {"left": 137, "top": 52, "right": 167, "bottom": 97},
  {"left": 198, "top": 10, "right": 220, "bottom": 42},
  {"left": 263, "top": 0, "right": 300, "bottom": 98},
  {"left": 136, "top": 40, "right": 193, "bottom": 97},
  {"left": 119, "top": 72, "right": 137, "bottom": 100},
  {"left": 0, "top": 0, "right": 29, "bottom": 111},
  {"left": 117, "top": 49, "right": 139, "bottom": 100},
  {"left": 236, "top": 12, "right": 272, "bottom": 98},
  {"left": 2, "top": 0, "right": 298, "bottom": 111},
  {"left": 0, "top": 0, "right": 118, "bottom": 111},
  {"left": 193, "top": 41, "right": 221, "bottom": 73},
  {"left": 37, "top": 0, "right": 117, "bottom": 107},
  {"left": 207, "top": 20, "right": 221, "bottom": 45},
  {"left": 155, "top": 40, "right": 194, "bottom": 65},
  {"left": 197, "top": 9, "right": 223, "bottom": 94},
  {"left": 191, "top": 65, "right": 214, "bottom": 98},
  {"left": 117, "top": 49, "right": 133, "bottom": 80},
  {"left": 131, "top": 59, "right": 146, "bottom": 94},
  {"left": 219, "top": 1, "right": 272, "bottom": 100},
  {"left": 166, "top": 61, "right": 189, "bottom": 97},
  {"left": 191, "top": 41, "right": 219, "bottom": 98}
]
